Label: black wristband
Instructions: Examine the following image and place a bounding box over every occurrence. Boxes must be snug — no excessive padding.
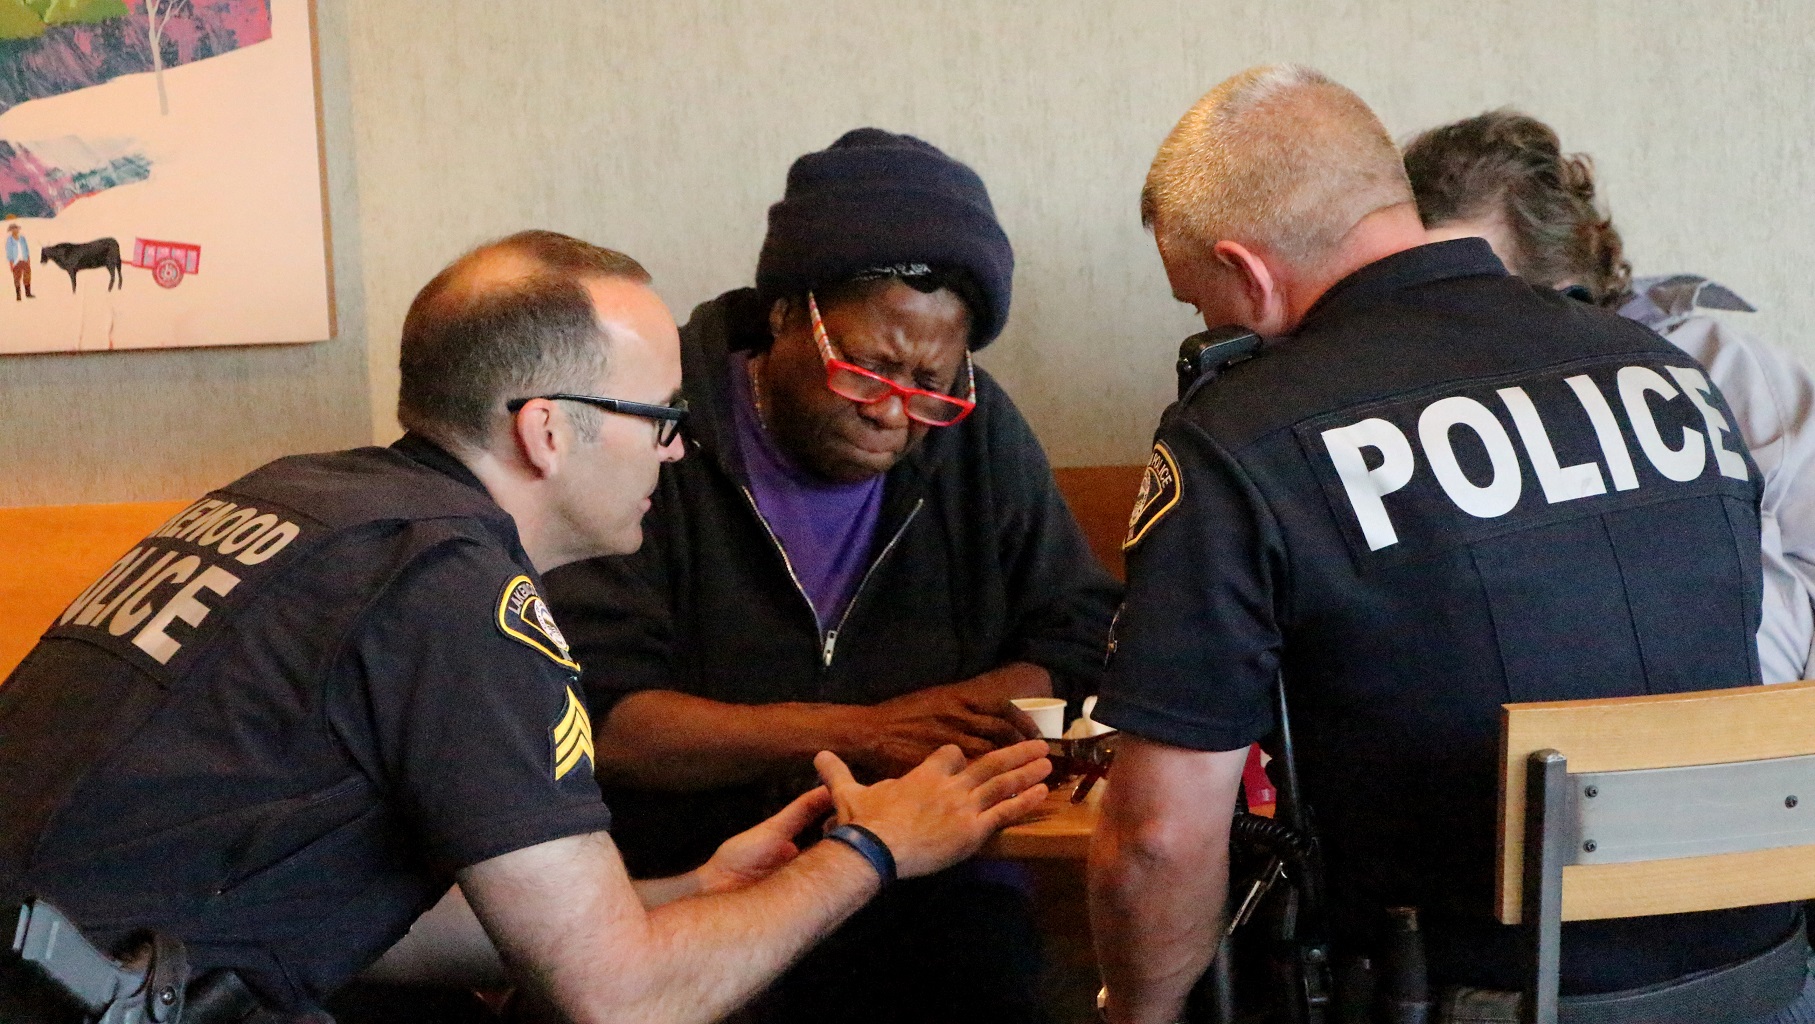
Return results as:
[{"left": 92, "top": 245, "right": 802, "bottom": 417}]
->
[{"left": 825, "top": 823, "right": 897, "bottom": 886}]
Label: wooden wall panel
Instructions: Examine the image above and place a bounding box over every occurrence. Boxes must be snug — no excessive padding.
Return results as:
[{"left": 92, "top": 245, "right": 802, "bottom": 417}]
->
[{"left": 1054, "top": 465, "right": 1145, "bottom": 581}]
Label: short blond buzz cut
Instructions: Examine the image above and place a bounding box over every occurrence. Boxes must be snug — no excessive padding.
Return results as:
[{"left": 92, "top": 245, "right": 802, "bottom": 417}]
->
[{"left": 1142, "top": 64, "right": 1414, "bottom": 266}]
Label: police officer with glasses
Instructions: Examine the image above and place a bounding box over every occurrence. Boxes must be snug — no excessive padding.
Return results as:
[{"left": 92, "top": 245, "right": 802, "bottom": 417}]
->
[{"left": 0, "top": 230, "right": 1053, "bottom": 1024}]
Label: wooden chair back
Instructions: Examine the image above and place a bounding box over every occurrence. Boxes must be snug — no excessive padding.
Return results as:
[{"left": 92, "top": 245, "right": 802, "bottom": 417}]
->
[{"left": 1498, "top": 680, "right": 1815, "bottom": 925}]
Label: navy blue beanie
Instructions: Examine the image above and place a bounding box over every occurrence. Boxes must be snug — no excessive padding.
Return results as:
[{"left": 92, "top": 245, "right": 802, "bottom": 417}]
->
[{"left": 756, "top": 128, "right": 1015, "bottom": 347}]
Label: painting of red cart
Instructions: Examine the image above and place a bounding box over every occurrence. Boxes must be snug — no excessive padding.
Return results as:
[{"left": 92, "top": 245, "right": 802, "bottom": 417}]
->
[{"left": 130, "top": 237, "right": 201, "bottom": 288}]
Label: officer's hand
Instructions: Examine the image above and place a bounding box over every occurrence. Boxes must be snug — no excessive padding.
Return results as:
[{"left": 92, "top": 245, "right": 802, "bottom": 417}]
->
[
  {"left": 814, "top": 740, "right": 1051, "bottom": 878},
  {"left": 855, "top": 685, "right": 1041, "bottom": 778},
  {"left": 693, "top": 785, "right": 834, "bottom": 896}
]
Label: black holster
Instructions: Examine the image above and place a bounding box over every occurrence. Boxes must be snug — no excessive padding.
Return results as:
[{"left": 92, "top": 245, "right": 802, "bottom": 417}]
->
[{"left": 4, "top": 898, "right": 264, "bottom": 1024}]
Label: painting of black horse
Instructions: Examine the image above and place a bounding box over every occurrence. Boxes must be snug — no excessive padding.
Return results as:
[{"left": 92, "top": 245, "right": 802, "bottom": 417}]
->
[{"left": 40, "top": 238, "right": 123, "bottom": 293}]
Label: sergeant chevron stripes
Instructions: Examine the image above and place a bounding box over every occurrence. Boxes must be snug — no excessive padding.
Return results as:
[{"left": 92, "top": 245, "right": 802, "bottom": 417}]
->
[{"left": 552, "top": 687, "right": 595, "bottom": 781}]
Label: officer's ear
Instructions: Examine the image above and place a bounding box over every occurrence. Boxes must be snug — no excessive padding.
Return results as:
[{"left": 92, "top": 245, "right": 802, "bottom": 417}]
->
[
  {"left": 507, "top": 399, "right": 564, "bottom": 480},
  {"left": 1210, "top": 241, "right": 1289, "bottom": 335}
]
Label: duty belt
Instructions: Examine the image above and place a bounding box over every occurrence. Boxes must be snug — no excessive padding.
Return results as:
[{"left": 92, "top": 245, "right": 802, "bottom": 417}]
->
[{"left": 1438, "top": 927, "right": 1810, "bottom": 1024}]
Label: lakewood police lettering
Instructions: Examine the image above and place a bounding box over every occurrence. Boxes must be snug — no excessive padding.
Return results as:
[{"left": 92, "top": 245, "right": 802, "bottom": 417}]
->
[
  {"left": 1318, "top": 363, "right": 1748, "bottom": 552},
  {"left": 57, "top": 498, "right": 304, "bottom": 665}
]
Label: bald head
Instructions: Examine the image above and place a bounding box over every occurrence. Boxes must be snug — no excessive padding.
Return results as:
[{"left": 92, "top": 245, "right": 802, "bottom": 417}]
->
[
  {"left": 414, "top": 230, "right": 649, "bottom": 314},
  {"left": 433, "top": 245, "right": 546, "bottom": 298},
  {"left": 397, "top": 230, "right": 652, "bottom": 450},
  {"left": 1142, "top": 65, "right": 1413, "bottom": 269}
]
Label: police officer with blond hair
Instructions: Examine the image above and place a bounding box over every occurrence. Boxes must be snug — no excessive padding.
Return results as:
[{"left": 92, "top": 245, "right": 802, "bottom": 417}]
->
[{"left": 1089, "top": 66, "right": 1812, "bottom": 1024}]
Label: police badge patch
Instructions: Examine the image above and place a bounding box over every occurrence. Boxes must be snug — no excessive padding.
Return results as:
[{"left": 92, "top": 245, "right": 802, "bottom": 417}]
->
[
  {"left": 1123, "top": 442, "right": 1182, "bottom": 550},
  {"left": 497, "top": 575, "right": 581, "bottom": 671},
  {"left": 551, "top": 686, "right": 595, "bottom": 781}
]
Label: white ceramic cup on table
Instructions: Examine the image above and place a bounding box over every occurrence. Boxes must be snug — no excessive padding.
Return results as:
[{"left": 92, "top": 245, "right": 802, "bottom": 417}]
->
[{"left": 1010, "top": 696, "right": 1067, "bottom": 740}]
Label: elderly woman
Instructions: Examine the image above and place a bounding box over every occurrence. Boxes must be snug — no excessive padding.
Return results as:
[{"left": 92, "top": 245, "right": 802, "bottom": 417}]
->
[
  {"left": 1405, "top": 110, "right": 1815, "bottom": 686},
  {"left": 547, "top": 129, "right": 1119, "bottom": 1023}
]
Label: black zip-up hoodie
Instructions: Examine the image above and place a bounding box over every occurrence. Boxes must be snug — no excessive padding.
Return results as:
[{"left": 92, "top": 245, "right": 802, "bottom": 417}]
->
[{"left": 545, "top": 288, "right": 1121, "bottom": 875}]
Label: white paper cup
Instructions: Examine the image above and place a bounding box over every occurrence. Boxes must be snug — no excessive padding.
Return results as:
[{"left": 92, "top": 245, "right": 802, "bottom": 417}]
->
[{"left": 1011, "top": 697, "right": 1067, "bottom": 740}]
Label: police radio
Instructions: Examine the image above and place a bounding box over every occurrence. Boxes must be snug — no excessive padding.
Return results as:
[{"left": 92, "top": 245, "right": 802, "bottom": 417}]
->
[
  {"left": 1176, "top": 325, "right": 1262, "bottom": 398},
  {"left": 1165, "top": 315, "right": 1338, "bottom": 1024}
]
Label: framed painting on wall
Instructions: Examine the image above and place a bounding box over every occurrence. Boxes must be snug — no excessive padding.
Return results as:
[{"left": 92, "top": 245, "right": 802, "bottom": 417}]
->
[{"left": 0, "top": 0, "right": 330, "bottom": 355}]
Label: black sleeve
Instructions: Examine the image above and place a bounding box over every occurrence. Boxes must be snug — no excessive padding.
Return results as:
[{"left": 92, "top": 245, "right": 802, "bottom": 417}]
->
[
  {"left": 349, "top": 541, "right": 613, "bottom": 872},
  {"left": 981, "top": 379, "right": 1123, "bottom": 706},
  {"left": 1093, "top": 416, "right": 1284, "bottom": 751}
]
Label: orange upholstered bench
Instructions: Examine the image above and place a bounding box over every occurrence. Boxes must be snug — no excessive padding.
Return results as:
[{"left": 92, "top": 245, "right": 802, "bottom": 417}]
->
[
  {"left": 0, "top": 467, "right": 1142, "bottom": 682},
  {"left": 1053, "top": 465, "right": 1145, "bottom": 582},
  {"left": 0, "top": 501, "right": 190, "bottom": 680}
]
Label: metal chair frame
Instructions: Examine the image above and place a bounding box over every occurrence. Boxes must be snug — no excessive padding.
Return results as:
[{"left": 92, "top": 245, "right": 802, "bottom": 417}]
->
[{"left": 1503, "top": 681, "right": 1815, "bottom": 1024}]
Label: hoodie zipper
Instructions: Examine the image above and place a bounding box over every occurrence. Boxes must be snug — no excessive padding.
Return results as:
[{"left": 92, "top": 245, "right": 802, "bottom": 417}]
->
[
  {"left": 738, "top": 485, "right": 924, "bottom": 669},
  {"left": 823, "top": 499, "right": 923, "bottom": 667},
  {"left": 739, "top": 483, "right": 822, "bottom": 630}
]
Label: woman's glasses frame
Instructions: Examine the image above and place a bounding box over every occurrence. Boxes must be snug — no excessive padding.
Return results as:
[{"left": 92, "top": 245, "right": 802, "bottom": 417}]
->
[{"left": 808, "top": 291, "right": 977, "bottom": 428}]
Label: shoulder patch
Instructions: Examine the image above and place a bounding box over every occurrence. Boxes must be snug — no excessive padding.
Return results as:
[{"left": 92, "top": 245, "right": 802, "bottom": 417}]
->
[
  {"left": 497, "top": 574, "right": 581, "bottom": 671},
  {"left": 1123, "top": 442, "right": 1182, "bottom": 550},
  {"left": 552, "top": 686, "right": 595, "bottom": 781}
]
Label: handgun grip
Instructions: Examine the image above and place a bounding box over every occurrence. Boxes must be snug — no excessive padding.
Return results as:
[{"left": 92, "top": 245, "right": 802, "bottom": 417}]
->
[{"left": 12, "top": 899, "right": 142, "bottom": 1014}]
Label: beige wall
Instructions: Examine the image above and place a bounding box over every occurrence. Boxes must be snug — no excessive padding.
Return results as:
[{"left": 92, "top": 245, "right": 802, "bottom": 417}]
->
[
  {"left": 0, "top": 0, "right": 370, "bottom": 507},
  {"left": 6, "top": 0, "right": 1812, "bottom": 505}
]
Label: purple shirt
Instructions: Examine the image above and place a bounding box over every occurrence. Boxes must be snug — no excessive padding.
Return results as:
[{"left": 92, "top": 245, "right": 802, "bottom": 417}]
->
[{"left": 729, "top": 353, "right": 884, "bottom": 630}]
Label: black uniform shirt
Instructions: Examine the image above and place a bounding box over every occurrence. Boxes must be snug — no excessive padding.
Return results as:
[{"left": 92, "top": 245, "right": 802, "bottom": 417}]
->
[
  {"left": 1096, "top": 239, "right": 1793, "bottom": 994},
  {"left": 0, "top": 434, "right": 612, "bottom": 1011}
]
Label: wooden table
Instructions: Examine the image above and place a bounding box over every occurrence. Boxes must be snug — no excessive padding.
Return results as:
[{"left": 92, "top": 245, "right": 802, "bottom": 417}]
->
[
  {"left": 981, "top": 780, "right": 1275, "bottom": 860},
  {"left": 980, "top": 782, "right": 1108, "bottom": 1020},
  {"left": 982, "top": 780, "right": 1104, "bottom": 860}
]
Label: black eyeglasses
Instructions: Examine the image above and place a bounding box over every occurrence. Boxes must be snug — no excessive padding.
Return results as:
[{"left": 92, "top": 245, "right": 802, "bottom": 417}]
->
[{"left": 506, "top": 393, "right": 689, "bottom": 446}]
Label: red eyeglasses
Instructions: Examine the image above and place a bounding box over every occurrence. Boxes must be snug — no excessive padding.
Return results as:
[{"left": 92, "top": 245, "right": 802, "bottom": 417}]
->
[{"left": 809, "top": 292, "right": 976, "bottom": 427}]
